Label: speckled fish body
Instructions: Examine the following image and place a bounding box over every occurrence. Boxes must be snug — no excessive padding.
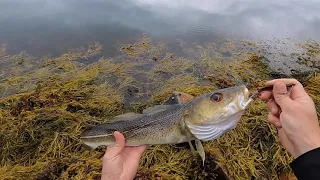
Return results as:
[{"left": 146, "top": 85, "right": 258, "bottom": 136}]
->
[{"left": 80, "top": 85, "right": 250, "bottom": 149}]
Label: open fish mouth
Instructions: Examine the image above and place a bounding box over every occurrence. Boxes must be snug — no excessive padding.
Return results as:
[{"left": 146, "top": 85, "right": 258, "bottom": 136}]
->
[
  {"left": 233, "top": 86, "right": 250, "bottom": 110},
  {"left": 240, "top": 87, "right": 250, "bottom": 108}
]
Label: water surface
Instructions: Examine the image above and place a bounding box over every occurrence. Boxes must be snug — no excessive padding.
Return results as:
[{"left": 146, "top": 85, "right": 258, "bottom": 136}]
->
[{"left": 0, "top": 0, "right": 319, "bottom": 57}]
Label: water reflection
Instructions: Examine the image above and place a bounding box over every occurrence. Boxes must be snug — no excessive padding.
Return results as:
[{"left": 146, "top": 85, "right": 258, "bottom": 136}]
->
[{"left": 0, "top": 0, "right": 319, "bottom": 56}]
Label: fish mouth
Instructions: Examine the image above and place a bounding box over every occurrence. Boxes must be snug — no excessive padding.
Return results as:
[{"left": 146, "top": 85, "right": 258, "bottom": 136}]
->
[{"left": 239, "top": 86, "right": 251, "bottom": 109}]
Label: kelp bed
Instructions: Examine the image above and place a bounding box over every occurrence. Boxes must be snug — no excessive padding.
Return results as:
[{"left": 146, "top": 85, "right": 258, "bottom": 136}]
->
[{"left": 0, "top": 37, "right": 319, "bottom": 180}]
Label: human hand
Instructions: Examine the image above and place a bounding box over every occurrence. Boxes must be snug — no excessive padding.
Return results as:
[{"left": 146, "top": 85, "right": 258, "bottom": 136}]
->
[
  {"left": 259, "top": 79, "right": 320, "bottom": 158},
  {"left": 101, "top": 131, "right": 147, "bottom": 180}
]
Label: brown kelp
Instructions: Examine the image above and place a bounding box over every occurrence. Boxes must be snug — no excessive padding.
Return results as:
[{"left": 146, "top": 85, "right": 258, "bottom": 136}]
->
[{"left": 0, "top": 36, "right": 319, "bottom": 180}]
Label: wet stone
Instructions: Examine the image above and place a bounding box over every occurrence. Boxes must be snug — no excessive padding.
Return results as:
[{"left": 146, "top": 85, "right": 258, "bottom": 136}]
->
[{"left": 123, "top": 86, "right": 140, "bottom": 109}]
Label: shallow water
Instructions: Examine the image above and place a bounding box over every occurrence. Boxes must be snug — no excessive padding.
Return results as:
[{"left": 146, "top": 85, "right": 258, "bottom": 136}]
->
[{"left": 0, "top": 0, "right": 320, "bottom": 57}]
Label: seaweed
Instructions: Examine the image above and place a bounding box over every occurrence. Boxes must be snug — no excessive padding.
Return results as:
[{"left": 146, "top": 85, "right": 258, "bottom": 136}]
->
[{"left": 0, "top": 37, "right": 319, "bottom": 180}]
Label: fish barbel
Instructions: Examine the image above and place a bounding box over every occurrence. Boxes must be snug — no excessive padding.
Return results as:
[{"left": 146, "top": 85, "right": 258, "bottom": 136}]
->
[{"left": 81, "top": 85, "right": 251, "bottom": 163}]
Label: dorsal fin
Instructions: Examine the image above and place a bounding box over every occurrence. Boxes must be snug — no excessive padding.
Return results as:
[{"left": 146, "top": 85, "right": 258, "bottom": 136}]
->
[
  {"left": 142, "top": 105, "right": 172, "bottom": 114},
  {"left": 107, "top": 112, "right": 143, "bottom": 123}
]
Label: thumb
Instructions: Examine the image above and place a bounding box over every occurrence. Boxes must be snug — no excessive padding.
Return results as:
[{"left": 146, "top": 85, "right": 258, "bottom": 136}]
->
[
  {"left": 104, "top": 131, "right": 125, "bottom": 160},
  {"left": 273, "top": 82, "right": 293, "bottom": 109}
]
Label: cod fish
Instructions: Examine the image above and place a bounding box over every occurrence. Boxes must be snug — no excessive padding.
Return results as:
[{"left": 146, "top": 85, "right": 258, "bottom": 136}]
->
[{"left": 81, "top": 85, "right": 252, "bottom": 163}]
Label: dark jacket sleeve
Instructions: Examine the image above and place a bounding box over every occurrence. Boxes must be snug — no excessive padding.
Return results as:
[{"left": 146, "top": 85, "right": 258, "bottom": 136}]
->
[{"left": 290, "top": 147, "right": 320, "bottom": 180}]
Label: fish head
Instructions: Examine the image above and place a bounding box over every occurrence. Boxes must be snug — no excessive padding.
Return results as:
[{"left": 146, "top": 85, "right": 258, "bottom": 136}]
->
[
  {"left": 187, "top": 85, "right": 250, "bottom": 124},
  {"left": 184, "top": 85, "right": 250, "bottom": 141}
]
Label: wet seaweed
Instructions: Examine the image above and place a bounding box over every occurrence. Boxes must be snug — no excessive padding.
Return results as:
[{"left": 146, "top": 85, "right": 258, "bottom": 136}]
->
[{"left": 0, "top": 37, "right": 319, "bottom": 180}]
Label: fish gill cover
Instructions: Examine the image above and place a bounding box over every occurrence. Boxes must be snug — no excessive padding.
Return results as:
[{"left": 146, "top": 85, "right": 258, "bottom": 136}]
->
[{"left": 0, "top": 36, "right": 319, "bottom": 180}]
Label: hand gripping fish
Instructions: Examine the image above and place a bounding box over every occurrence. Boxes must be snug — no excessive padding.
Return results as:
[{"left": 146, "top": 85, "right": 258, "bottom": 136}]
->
[{"left": 80, "top": 85, "right": 254, "bottom": 164}]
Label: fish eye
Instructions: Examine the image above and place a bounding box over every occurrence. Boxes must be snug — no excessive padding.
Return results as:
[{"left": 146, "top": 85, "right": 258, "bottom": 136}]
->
[{"left": 210, "top": 93, "right": 222, "bottom": 102}]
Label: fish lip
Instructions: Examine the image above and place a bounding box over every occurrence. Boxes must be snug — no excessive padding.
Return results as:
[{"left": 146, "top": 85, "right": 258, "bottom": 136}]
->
[
  {"left": 243, "top": 87, "right": 249, "bottom": 101},
  {"left": 240, "top": 87, "right": 250, "bottom": 109}
]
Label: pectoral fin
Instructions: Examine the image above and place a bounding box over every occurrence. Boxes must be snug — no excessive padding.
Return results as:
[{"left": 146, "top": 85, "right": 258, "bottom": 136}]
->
[
  {"left": 188, "top": 141, "right": 196, "bottom": 153},
  {"left": 179, "top": 118, "right": 196, "bottom": 153},
  {"left": 195, "top": 139, "right": 205, "bottom": 166}
]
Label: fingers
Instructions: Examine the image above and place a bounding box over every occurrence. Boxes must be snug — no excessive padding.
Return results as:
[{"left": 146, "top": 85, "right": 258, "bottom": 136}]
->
[
  {"left": 268, "top": 112, "right": 282, "bottom": 128},
  {"left": 265, "top": 78, "right": 301, "bottom": 87},
  {"left": 104, "top": 131, "right": 125, "bottom": 160},
  {"left": 125, "top": 145, "right": 148, "bottom": 160},
  {"left": 135, "top": 145, "right": 148, "bottom": 155},
  {"left": 267, "top": 99, "right": 280, "bottom": 115},
  {"left": 265, "top": 78, "right": 307, "bottom": 100},
  {"left": 272, "top": 82, "right": 293, "bottom": 109},
  {"left": 266, "top": 98, "right": 281, "bottom": 128},
  {"left": 259, "top": 91, "right": 273, "bottom": 100}
]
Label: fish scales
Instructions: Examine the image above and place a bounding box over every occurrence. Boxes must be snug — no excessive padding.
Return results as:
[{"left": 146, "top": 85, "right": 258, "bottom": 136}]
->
[
  {"left": 81, "top": 86, "right": 251, "bottom": 155},
  {"left": 81, "top": 104, "right": 193, "bottom": 146}
]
